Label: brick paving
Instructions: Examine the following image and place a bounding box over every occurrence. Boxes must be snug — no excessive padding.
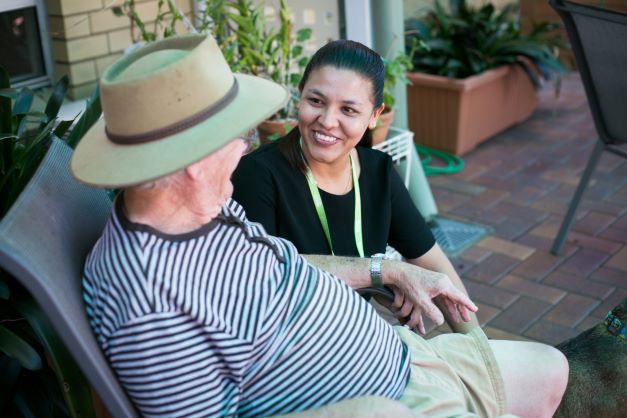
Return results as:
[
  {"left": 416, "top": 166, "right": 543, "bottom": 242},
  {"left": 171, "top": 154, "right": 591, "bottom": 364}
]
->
[{"left": 423, "top": 73, "right": 627, "bottom": 345}]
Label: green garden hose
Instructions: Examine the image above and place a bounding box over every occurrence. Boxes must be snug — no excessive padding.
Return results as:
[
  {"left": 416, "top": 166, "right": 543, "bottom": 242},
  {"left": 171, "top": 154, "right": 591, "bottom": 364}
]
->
[{"left": 416, "top": 144, "right": 464, "bottom": 176}]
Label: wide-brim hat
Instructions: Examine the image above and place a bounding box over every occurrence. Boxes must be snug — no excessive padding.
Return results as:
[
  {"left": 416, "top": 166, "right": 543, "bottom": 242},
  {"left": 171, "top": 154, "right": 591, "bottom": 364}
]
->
[{"left": 71, "top": 34, "right": 288, "bottom": 188}]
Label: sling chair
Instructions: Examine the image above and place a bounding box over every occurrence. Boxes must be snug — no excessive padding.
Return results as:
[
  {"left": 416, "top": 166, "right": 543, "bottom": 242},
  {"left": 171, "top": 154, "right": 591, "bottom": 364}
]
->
[{"left": 549, "top": 0, "right": 627, "bottom": 255}]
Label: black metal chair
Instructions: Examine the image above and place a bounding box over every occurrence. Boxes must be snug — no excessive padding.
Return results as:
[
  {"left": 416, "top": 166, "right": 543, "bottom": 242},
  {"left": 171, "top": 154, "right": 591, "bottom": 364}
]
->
[
  {"left": 549, "top": 0, "right": 627, "bottom": 255},
  {"left": 0, "top": 138, "right": 139, "bottom": 417}
]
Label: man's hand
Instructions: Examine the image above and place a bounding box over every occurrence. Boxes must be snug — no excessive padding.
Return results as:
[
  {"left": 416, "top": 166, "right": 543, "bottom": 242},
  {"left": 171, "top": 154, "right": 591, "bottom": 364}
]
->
[{"left": 381, "top": 261, "right": 478, "bottom": 334}]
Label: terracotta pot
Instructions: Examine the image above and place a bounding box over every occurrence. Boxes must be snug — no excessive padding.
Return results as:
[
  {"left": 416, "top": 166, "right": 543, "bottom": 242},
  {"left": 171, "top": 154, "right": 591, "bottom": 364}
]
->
[
  {"left": 257, "top": 119, "right": 298, "bottom": 145},
  {"left": 406, "top": 64, "right": 538, "bottom": 155},
  {"left": 371, "top": 108, "right": 395, "bottom": 145}
]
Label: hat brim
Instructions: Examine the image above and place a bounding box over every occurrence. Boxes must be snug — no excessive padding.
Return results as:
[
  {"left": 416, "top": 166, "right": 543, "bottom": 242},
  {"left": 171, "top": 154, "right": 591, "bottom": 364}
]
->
[{"left": 71, "top": 74, "right": 288, "bottom": 188}]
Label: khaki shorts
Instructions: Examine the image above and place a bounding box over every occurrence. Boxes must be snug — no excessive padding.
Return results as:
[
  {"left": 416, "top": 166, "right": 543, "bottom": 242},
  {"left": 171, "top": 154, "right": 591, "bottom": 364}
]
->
[{"left": 396, "top": 326, "right": 515, "bottom": 418}]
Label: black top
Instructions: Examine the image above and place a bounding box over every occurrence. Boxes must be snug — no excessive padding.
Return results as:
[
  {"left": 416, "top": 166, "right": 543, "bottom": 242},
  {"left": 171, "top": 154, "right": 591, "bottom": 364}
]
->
[{"left": 232, "top": 141, "right": 435, "bottom": 258}]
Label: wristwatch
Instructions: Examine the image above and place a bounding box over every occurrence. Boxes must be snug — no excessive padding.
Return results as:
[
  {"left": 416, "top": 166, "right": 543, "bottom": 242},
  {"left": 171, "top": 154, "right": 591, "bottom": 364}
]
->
[{"left": 370, "top": 253, "right": 385, "bottom": 288}]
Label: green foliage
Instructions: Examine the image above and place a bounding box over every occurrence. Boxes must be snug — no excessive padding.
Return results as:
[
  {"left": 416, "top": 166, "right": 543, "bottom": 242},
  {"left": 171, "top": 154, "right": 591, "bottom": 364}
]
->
[
  {"left": 0, "top": 65, "right": 101, "bottom": 417},
  {"left": 114, "top": 0, "right": 312, "bottom": 120},
  {"left": 0, "top": 67, "right": 101, "bottom": 217},
  {"left": 382, "top": 39, "right": 423, "bottom": 111},
  {"left": 405, "top": 0, "right": 567, "bottom": 86}
]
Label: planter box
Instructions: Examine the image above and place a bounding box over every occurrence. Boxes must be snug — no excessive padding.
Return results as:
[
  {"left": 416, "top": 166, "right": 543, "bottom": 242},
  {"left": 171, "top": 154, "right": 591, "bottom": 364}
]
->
[{"left": 406, "top": 65, "right": 538, "bottom": 155}]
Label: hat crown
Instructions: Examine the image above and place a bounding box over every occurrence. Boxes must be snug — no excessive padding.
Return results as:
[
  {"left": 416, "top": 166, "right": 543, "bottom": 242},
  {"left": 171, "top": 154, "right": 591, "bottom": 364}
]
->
[{"left": 100, "top": 35, "right": 234, "bottom": 138}]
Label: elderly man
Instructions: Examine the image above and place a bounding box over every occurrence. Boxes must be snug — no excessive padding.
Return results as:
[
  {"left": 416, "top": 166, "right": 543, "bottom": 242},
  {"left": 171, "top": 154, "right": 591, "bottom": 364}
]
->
[{"left": 72, "top": 35, "right": 567, "bottom": 418}]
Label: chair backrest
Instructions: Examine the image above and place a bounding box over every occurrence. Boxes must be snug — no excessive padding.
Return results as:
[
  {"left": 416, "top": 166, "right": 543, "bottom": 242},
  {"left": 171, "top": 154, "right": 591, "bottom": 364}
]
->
[
  {"left": 550, "top": 0, "right": 627, "bottom": 145},
  {"left": 0, "top": 138, "right": 139, "bottom": 417}
]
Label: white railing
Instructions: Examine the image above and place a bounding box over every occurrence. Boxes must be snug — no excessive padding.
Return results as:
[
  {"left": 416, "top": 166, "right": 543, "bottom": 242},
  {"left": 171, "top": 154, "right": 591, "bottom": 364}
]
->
[{"left": 372, "top": 126, "right": 414, "bottom": 188}]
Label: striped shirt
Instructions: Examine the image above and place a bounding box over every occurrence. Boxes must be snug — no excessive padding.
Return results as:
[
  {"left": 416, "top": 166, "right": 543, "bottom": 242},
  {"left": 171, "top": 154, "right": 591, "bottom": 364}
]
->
[{"left": 83, "top": 197, "right": 410, "bottom": 417}]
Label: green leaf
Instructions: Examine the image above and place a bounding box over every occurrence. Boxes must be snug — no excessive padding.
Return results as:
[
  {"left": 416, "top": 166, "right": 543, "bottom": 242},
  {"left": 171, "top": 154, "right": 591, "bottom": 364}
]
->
[
  {"left": 111, "top": 6, "right": 124, "bottom": 17},
  {"left": 13, "top": 89, "right": 34, "bottom": 117},
  {"left": 295, "top": 28, "right": 312, "bottom": 42},
  {"left": 0, "top": 88, "right": 18, "bottom": 100},
  {"left": 53, "top": 119, "right": 74, "bottom": 140},
  {"left": 66, "top": 86, "right": 101, "bottom": 149},
  {"left": 14, "top": 298, "right": 96, "bottom": 418},
  {"left": 0, "top": 325, "right": 42, "bottom": 371},
  {"left": 42, "top": 75, "right": 69, "bottom": 129}
]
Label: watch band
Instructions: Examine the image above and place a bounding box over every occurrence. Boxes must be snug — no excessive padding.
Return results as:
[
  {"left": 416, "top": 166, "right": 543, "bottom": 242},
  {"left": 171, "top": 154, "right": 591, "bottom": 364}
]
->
[{"left": 370, "top": 253, "right": 385, "bottom": 288}]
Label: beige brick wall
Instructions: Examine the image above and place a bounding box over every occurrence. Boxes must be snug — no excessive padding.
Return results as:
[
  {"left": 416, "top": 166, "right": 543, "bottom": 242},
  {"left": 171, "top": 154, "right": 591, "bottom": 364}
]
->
[{"left": 47, "top": 0, "right": 193, "bottom": 99}]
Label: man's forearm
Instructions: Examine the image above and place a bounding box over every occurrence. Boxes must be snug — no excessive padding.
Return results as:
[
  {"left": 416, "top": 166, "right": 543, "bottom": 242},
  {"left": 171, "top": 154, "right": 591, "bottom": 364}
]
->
[
  {"left": 302, "top": 254, "right": 371, "bottom": 288},
  {"left": 301, "top": 254, "right": 401, "bottom": 289}
]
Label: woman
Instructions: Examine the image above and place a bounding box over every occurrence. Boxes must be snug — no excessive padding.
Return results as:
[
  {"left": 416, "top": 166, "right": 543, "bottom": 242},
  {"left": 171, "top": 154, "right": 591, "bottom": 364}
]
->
[{"left": 232, "top": 40, "right": 477, "bottom": 334}]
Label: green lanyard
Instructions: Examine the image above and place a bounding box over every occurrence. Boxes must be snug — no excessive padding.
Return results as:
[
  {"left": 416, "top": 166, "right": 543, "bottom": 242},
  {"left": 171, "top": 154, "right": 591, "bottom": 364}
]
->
[{"left": 302, "top": 144, "right": 364, "bottom": 257}]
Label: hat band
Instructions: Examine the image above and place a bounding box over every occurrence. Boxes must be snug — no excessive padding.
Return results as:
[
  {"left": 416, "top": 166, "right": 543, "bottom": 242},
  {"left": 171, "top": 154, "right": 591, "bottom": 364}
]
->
[{"left": 105, "top": 79, "right": 239, "bottom": 145}]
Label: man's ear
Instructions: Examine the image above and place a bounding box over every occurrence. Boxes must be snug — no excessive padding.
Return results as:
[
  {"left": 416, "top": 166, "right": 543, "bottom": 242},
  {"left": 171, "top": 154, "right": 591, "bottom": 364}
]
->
[{"left": 185, "top": 160, "right": 204, "bottom": 180}]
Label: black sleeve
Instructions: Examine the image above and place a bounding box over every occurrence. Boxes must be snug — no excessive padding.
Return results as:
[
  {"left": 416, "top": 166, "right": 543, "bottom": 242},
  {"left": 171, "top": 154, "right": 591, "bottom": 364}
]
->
[
  {"left": 387, "top": 160, "right": 436, "bottom": 259},
  {"left": 232, "top": 155, "right": 278, "bottom": 235}
]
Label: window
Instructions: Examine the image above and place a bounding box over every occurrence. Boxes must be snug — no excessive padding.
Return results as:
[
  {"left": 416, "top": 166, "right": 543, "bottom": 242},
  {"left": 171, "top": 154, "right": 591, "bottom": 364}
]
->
[{"left": 0, "top": 0, "right": 52, "bottom": 88}]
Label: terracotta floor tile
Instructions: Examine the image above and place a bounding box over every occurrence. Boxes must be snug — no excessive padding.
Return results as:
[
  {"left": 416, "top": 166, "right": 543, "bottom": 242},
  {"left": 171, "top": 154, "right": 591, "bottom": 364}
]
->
[
  {"left": 591, "top": 288, "right": 627, "bottom": 318},
  {"left": 524, "top": 320, "right": 580, "bottom": 346},
  {"left": 475, "top": 302, "right": 501, "bottom": 327},
  {"left": 559, "top": 248, "right": 611, "bottom": 277},
  {"left": 572, "top": 211, "right": 617, "bottom": 236},
  {"left": 464, "top": 279, "right": 519, "bottom": 309},
  {"left": 576, "top": 315, "right": 605, "bottom": 333},
  {"left": 429, "top": 176, "right": 487, "bottom": 196},
  {"left": 542, "top": 293, "right": 600, "bottom": 328},
  {"left": 492, "top": 218, "right": 539, "bottom": 241},
  {"left": 598, "top": 226, "right": 627, "bottom": 244},
  {"left": 459, "top": 246, "right": 493, "bottom": 264},
  {"left": 464, "top": 253, "right": 521, "bottom": 284},
  {"left": 543, "top": 269, "right": 615, "bottom": 299},
  {"left": 489, "top": 297, "right": 553, "bottom": 334},
  {"left": 496, "top": 274, "right": 566, "bottom": 304},
  {"left": 604, "top": 247, "right": 627, "bottom": 273},
  {"left": 589, "top": 267, "right": 627, "bottom": 289},
  {"left": 476, "top": 236, "right": 535, "bottom": 260},
  {"left": 516, "top": 233, "right": 578, "bottom": 257},
  {"left": 565, "top": 231, "right": 623, "bottom": 254},
  {"left": 509, "top": 250, "right": 565, "bottom": 281},
  {"left": 483, "top": 326, "right": 531, "bottom": 342}
]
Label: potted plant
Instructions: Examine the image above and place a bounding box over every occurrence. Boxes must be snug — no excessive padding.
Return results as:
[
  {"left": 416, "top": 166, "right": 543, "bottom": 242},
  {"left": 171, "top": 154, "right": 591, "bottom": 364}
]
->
[
  {"left": 226, "top": 0, "right": 311, "bottom": 143},
  {"left": 372, "top": 43, "right": 419, "bottom": 145},
  {"left": 404, "top": 0, "right": 567, "bottom": 155},
  {"left": 0, "top": 66, "right": 102, "bottom": 416},
  {"left": 115, "top": 0, "right": 312, "bottom": 145}
]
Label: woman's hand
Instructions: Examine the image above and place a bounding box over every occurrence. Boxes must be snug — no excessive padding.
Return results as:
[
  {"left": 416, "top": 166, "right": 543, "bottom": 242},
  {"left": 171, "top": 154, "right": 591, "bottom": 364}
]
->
[{"left": 380, "top": 260, "right": 478, "bottom": 335}]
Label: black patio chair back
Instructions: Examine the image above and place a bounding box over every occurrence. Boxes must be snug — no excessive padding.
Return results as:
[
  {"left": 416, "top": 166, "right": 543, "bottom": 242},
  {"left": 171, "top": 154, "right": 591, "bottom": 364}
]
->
[
  {"left": 0, "top": 138, "right": 139, "bottom": 417},
  {"left": 549, "top": 0, "right": 627, "bottom": 254}
]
